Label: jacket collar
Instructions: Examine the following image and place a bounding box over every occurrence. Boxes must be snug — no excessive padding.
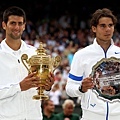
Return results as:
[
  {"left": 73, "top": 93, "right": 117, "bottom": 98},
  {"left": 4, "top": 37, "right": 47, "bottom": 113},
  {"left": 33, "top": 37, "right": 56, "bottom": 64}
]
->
[
  {"left": 93, "top": 38, "right": 114, "bottom": 46},
  {"left": 0, "top": 39, "right": 29, "bottom": 55},
  {"left": 92, "top": 38, "right": 114, "bottom": 52}
]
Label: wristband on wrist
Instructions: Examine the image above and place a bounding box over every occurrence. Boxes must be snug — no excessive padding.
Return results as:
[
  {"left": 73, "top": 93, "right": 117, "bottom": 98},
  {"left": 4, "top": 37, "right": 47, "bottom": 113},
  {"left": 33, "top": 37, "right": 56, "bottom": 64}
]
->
[{"left": 79, "top": 86, "right": 84, "bottom": 93}]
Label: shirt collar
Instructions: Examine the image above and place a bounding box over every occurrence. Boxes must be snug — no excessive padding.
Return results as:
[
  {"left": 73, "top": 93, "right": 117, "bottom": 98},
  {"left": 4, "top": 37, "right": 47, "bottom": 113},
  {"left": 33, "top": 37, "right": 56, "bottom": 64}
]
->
[
  {"left": 0, "top": 39, "right": 28, "bottom": 55},
  {"left": 43, "top": 113, "right": 55, "bottom": 118}
]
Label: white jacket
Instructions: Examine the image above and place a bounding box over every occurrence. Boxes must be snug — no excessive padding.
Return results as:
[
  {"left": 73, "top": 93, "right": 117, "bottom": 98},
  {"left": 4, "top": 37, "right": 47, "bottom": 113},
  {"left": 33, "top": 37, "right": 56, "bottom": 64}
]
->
[
  {"left": 66, "top": 38, "right": 120, "bottom": 120},
  {"left": 0, "top": 40, "right": 43, "bottom": 120}
]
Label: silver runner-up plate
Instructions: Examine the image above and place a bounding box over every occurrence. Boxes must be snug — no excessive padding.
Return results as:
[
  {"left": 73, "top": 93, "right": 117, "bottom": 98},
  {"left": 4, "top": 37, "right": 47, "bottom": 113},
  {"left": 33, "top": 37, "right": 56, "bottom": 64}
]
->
[{"left": 90, "top": 57, "right": 120, "bottom": 102}]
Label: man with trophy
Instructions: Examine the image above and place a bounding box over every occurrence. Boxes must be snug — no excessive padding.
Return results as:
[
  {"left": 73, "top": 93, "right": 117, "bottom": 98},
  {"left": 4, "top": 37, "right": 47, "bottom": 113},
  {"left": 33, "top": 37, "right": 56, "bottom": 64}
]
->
[
  {"left": 0, "top": 6, "right": 61, "bottom": 120},
  {"left": 66, "top": 8, "right": 120, "bottom": 120}
]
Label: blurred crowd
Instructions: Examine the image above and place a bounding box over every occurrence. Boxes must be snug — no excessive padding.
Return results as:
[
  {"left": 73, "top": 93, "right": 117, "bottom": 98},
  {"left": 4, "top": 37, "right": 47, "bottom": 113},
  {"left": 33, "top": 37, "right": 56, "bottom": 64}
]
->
[{"left": 0, "top": 10, "right": 120, "bottom": 107}]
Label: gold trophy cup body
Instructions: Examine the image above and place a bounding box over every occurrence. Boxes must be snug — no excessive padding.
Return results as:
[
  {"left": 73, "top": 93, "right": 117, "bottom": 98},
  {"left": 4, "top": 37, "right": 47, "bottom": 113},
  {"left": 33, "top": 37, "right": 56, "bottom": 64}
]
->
[{"left": 21, "top": 42, "right": 61, "bottom": 100}]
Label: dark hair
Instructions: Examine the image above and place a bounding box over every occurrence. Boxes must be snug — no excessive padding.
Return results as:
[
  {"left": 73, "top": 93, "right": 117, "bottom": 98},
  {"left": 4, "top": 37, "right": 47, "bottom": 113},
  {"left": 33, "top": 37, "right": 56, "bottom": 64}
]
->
[
  {"left": 90, "top": 8, "right": 117, "bottom": 28},
  {"left": 3, "top": 6, "right": 26, "bottom": 24},
  {"left": 42, "top": 99, "right": 51, "bottom": 106},
  {"left": 90, "top": 8, "right": 117, "bottom": 37}
]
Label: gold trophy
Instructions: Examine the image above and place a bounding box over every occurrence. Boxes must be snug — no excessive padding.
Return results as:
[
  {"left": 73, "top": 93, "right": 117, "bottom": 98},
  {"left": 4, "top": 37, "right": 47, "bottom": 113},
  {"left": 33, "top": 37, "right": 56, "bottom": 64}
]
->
[{"left": 21, "top": 42, "right": 61, "bottom": 100}]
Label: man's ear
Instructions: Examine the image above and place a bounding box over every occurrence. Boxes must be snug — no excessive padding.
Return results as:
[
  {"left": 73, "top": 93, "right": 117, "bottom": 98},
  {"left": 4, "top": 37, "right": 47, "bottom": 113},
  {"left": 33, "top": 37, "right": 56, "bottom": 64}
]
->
[
  {"left": 23, "top": 23, "right": 26, "bottom": 31},
  {"left": 2, "top": 22, "right": 6, "bottom": 30},
  {"left": 92, "top": 26, "right": 96, "bottom": 33}
]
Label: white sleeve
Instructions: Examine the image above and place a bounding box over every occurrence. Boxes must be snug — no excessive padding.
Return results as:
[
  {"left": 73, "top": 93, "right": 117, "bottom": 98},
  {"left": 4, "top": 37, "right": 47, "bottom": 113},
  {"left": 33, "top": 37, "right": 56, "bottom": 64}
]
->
[
  {"left": 0, "top": 84, "right": 21, "bottom": 100},
  {"left": 66, "top": 51, "right": 85, "bottom": 97}
]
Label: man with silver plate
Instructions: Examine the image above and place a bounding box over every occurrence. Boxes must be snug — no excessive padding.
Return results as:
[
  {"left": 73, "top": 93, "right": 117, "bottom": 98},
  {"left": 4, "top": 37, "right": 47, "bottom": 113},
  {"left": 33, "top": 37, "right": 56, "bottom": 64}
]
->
[{"left": 66, "top": 8, "right": 120, "bottom": 120}]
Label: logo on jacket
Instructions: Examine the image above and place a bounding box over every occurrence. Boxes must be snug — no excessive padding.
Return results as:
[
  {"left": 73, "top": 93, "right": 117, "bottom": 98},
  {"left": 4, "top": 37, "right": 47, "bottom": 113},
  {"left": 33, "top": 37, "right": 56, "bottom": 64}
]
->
[
  {"left": 115, "top": 52, "right": 120, "bottom": 54},
  {"left": 90, "top": 103, "right": 96, "bottom": 107}
]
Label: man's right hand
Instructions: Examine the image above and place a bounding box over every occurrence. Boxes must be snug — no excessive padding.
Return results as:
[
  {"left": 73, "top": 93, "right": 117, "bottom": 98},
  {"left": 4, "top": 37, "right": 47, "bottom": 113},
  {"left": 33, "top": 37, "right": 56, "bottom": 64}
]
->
[
  {"left": 19, "top": 72, "right": 40, "bottom": 91},
  {"left": 81, "top": 77, "right": 94, "bottom": 92}
]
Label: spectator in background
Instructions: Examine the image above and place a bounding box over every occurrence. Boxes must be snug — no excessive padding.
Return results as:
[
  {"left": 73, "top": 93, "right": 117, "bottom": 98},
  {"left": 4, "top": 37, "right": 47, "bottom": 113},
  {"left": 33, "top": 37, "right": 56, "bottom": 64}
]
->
[
  {"left": 67, "top": 48, "right": 76, "bottom": 66},
  {"left": 49, "top": 83, "right": 62, "bottom": 105},
  {"left": 42, "top": 99, "right": 58, "bottom": 120},
  {"left": 61, "top": 66, "right": 70, "bottom": 84},
  {"left": 60, "top": 83, "right": 69, "bottom": 104},
  {"left": 56, "top": 99, "right": 80, "bottom": 120},
  {"left": 54, "top": 68, "right": 62, "bottom": 82}
]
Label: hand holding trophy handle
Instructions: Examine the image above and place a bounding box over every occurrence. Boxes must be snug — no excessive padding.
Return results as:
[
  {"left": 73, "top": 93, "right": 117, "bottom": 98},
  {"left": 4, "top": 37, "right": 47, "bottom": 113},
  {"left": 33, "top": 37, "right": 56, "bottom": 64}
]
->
[{"left": 21, "top": 42, "right": 61, "bottom": 100}]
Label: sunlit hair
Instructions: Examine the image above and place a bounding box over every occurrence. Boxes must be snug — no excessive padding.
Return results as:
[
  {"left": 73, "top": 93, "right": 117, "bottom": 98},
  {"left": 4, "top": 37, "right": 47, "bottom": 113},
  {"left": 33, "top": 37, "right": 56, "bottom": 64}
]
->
[{"left": 62, "top": 99, "right": 75, "bottom": 109}]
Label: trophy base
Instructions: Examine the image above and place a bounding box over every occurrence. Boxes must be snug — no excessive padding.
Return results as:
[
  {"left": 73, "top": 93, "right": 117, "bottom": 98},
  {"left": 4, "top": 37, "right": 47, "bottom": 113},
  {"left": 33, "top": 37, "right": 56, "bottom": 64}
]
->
[{"left": 32, "top": 95, "right": 49, "bottom": 100}]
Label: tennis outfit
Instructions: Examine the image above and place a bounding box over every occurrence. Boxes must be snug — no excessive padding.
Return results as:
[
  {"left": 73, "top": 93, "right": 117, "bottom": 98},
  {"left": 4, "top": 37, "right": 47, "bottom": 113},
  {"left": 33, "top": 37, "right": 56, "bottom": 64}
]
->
[
  {"left": 66, "top": 38, "right": 120, "bottom": 120},
  {"left": 0, "top": 39, "right": 44, "bottom": 120}
]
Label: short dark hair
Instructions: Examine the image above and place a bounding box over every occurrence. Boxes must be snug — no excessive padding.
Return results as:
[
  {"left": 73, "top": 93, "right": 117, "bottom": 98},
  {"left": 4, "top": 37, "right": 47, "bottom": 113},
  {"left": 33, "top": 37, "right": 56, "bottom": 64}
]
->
[
  {"left": 3, "top": 6, "right": 26, "bottom": 24},
  {"left": 90, "top": 8, "right": 117, "bottom": 28},
  {"left": 42, "top": 99, "right": 52, "bottom": 106}
]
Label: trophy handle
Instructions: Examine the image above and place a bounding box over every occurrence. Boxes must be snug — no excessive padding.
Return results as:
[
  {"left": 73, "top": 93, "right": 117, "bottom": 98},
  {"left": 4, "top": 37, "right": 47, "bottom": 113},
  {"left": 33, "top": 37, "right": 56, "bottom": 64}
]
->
[
  {"left": 21, "top": 54, "right": 31, "bottom": 73},
  {"left": 52, "top": 56, "right": 61, "bottom": 72}
]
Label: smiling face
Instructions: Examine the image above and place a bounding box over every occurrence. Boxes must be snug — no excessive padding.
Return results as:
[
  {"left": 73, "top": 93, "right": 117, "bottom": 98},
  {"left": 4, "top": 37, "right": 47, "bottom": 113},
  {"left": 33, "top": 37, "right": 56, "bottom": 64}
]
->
[
  {"left": 92, "top": 17, "right": 114, "bottom": 44},
  {"left": 2, "top": 15, "right": 25, "bottom": 41}
]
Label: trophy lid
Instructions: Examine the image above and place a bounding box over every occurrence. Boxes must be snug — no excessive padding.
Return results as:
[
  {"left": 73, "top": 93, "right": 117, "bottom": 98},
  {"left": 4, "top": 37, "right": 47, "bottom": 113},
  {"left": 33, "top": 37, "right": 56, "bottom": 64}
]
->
[
  {"left": 36, "top": 42, "right": 47, "bottom": 56},
  {"left": 29, "top": 42, "right": 51, "bottom": 65}
]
